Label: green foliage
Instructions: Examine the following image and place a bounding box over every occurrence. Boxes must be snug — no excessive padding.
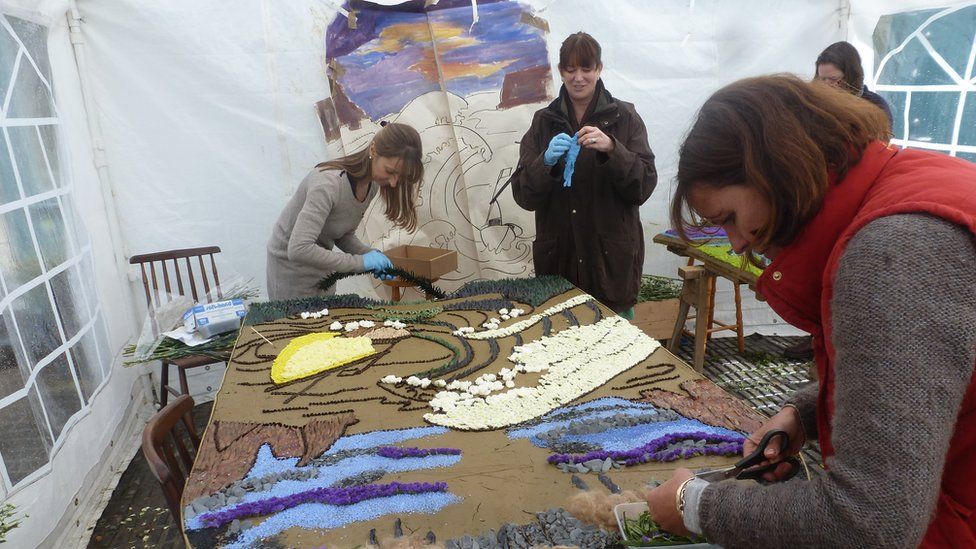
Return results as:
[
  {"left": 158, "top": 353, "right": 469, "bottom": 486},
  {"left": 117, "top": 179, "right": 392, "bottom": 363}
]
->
[
  {"left": 245, "top": 294, "right": 388, "bottom": 325},
  {"left": 637, "top": 275, "right": 682, "bottom": 303},
  {"left": 372, "top": 307, "right": 443, "bottom": 322},
  {"left": 0, "top": 503, "right": 25, "bottom": 543},
  {"left": 449, "top": 275, "right": 575, "bottom": 306},
  {"left": 316, "top": 268, "right": 447, "bottom": 299},
  {"left": 410, "top": 333, "right": 461, "bottom": 378},
  {"left": 620, "top": 510, "right": 705, "bottom": 546}
]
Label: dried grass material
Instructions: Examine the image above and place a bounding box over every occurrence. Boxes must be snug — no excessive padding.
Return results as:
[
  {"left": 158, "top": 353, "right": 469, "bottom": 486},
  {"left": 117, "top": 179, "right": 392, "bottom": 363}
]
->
[
  {"left": 377, "top": 533, "right": 445, "bottom": 549},
  {"left": 564, "top": 488, "right": 652, "bottom": 530},
  {"left": 364, "top": 327, "right": 411, "bottom": 340},
  {"left": 529, "top": 546, "right": 580, "bottom": 549}
]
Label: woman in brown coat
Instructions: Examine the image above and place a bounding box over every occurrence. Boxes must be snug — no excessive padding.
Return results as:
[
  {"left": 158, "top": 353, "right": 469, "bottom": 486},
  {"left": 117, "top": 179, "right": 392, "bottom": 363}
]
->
[{"left": 511, "top": 32, "right": 657, "bottom": 317}]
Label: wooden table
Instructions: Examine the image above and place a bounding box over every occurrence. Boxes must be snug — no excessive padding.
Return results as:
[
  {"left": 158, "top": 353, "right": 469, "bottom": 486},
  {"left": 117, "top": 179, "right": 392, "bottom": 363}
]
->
[
  {"left": 652, "top": 232, "right": 763, "bottom": 370},
  {"left": 180, "top": 283, "right": 762, "bottom": 548}
]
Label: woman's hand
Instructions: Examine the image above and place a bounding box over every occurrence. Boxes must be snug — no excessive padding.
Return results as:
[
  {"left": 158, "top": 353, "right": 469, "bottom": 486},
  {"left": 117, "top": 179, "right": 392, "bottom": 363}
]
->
[
  {"left": 645, "top": 468, "right": 695, "bottom": 537},
  {"left": 543, "top": 133, "right": 573, "bottom": 166},
  {"left": 577, "top": 126, "right": 614, "bottom": 152},
  {"left": 363, "top": 250, "right": 395, "bottom": 280},
  {"left": 745, "top": 405, "right": 806, "bottom": 482}
]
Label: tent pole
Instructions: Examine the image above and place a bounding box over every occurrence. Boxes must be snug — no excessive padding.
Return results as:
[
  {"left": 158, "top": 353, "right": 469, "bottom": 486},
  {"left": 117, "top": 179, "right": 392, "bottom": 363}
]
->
[{"left": 66, "top": 1, "right": 155, "bottom": 402}]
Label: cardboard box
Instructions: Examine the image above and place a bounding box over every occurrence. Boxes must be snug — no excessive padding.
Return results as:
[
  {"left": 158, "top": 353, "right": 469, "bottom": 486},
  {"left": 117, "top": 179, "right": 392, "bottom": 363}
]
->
[
  {"left": 384, "top": 245, "right": 458, "bottom": 279},
  {"left": 630, "top": 298, "right": 680, "bottom": 340},
  {"left": 183, "top": 298, "right": 247, "bottom": 338}
]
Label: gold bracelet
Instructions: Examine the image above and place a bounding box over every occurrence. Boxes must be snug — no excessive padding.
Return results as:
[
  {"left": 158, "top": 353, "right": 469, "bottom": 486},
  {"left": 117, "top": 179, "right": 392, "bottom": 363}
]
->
[{"left": 674, "top": 477, "right": 696, "bottom": 518}]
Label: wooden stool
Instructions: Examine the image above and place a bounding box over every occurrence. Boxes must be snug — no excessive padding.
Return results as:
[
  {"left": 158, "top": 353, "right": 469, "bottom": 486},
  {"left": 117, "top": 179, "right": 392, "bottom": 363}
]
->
[
  {"left": 685, "top": 258, "right": 746, "bottom": 354},
  {"left": 669, "top": 265, "right": 714, "bottom": 371},
  {"left": 383, "top": 277, "right": 440, "bottom": 302}
]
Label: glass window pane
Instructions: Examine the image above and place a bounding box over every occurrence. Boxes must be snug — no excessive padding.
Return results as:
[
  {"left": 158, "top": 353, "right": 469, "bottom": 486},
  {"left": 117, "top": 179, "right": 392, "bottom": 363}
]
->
[
  {"left": 93, "top": 316, "right": 112, "bottom": 378},
  {"left": 6, "top": 52, "right": 54, "bottom": 119},
  {"left": 0, "top": 310, "right": 28, "bottom": 401},
  {"left": 957, "top": 152, "right": 976, "bottom": 164},
  {"left": 877, "top": 37, "right": 957, "bottom": 85},
  {"left": 80, "top": 253, "right": 98, "bottom": 318},
  {"left": 907, "top": 92, "right": 958, "bottom": 144},
  {"left": 11, "top": 283, "right": 62, "bottom": 368},
  {"left": 35, "top": 353, "right": 81, "bottom": 441},
  {"left": 50, "top": 266, "right": 87, "bottom": 342},
  {"left": 0, "top": 131, "right": 20, "bottom": 204},
  {"left": 6, "top": 16, "right": 53, "bottom": 86},
  {"left": 0, "top": 208, "right": 43, "bottom": 288},
  {"left": 28, "top": 197, "right": 70, "bottom": 270},
  {"left": 921, "top": 5, "right": 976, "bottom": 79},
  {"left": 36, "top": 125, "right": 61, "bottom": 187},
  {"left": 0, "top": 25, "right": 17, "bottom": 108},
  {"left": 878, "top": 90, "right": 906, "bottom": 138},
  {"left": 0, "top": 391, "right": 51, "bottom": 485},
  {"left": 58, "top": 194, "right": 89, "bottom": 251},
  {"left": 7, "top": 126, "right": 54, "bottom": 196},
  {"left": 69, "top": 330, "right": 103, "bottom": 403},
  {"left": 958, "top": 93, "right": 976, "bottom": 147}
]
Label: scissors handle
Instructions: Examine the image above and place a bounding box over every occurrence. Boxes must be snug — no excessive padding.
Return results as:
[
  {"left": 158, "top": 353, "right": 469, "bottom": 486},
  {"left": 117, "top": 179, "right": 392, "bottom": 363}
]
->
[{"left": 734, "top": 429, "right": 801, "bottom": 481}]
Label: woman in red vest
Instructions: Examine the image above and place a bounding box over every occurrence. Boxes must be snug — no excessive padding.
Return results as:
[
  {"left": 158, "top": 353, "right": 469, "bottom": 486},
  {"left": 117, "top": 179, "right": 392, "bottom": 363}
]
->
[{"left": 645, "top": 74, "right": 976, "bottom": 547}]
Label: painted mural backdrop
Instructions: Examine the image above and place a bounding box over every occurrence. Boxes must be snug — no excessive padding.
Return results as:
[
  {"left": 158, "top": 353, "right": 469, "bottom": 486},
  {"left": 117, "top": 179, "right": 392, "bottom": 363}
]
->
[{"left": 318, "top": 0, "right": 553, "bottom": 288}]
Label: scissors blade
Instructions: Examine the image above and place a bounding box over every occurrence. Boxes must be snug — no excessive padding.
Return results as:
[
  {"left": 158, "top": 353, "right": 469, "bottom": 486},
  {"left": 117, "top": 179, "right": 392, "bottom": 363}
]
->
[{"left": 695, "top": 465, "right": 738, "bottom": 482}]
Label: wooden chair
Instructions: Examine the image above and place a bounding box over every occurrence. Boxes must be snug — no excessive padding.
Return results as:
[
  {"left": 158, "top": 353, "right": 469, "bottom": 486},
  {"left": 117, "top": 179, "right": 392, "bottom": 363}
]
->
[
  {"left": 142, "top": 394, "right": 200, "bottom": 526},
  {"left": 129, "top": 246, "right": 231, "bottom": 406}
]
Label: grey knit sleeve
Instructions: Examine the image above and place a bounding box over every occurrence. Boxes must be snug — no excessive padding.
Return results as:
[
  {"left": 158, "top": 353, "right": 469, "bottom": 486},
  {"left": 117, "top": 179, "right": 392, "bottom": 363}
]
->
[
  {"left": 785, "top": 381, "right": 819, "bottom": 440},
  {"left": 286, "top": 174, "right": 366, "bottom": 273},
  {"left": 697, "top": 214, "right": 976, "bottom": 548}
]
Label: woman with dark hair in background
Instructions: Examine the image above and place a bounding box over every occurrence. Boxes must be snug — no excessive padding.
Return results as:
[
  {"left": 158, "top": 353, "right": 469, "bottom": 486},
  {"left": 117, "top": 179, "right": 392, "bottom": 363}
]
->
[
  {"left": 785, "top": 40, "right": 897, "bottom": 360},
  {"left": 266, "top": 122, "right": 424, "bottom": 300},
  {"left": 816, "top": 40, "right": 893, "bottom": 129},
  {"left": 645, "top": 74, "right": 976, "bottom": 547},
  {"left": 512, "top": 32, "right": 657, "bottom": 319}
]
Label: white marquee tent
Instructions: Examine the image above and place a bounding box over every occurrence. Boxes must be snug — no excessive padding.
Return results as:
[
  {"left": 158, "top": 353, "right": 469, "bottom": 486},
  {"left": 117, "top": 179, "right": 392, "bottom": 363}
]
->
[{"left": 0, "top": 0, "right": 972, "bottom": 546}]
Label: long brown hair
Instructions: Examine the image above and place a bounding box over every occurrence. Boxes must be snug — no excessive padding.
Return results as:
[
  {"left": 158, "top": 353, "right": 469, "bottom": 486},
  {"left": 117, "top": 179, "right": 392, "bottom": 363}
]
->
[
  {"left": 815, "top": 41, "right": 864, "bottom": 94},
  {"left": 317, "top": 122, "right": 423, "bottom": 232},
  {"left": 670, "top": 74, "right": 890, "bottom": 261}
]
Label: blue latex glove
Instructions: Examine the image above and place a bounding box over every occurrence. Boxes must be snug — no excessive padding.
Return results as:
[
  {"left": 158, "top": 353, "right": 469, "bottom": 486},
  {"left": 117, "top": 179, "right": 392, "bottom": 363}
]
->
[
  {"left": 543, "top": 133, "right": 573, "bottom": 166},
  {"left": 362, "top": 250, "right": 394, "bottom": 280},
  {"left": 563, "top": 134, "right": 581, "bottom": 187}
]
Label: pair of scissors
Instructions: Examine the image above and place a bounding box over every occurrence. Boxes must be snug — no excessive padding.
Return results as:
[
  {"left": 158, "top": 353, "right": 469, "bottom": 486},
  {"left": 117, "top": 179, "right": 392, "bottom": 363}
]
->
[{"left": 696, "top": 429, "right": 801, "bottom": 483}]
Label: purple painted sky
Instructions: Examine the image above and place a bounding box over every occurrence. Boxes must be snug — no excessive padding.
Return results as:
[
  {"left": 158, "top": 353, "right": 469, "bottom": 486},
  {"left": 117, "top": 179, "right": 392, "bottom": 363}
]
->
[{"left": 326, "top": 0, "right": 549, "bottom": 120}]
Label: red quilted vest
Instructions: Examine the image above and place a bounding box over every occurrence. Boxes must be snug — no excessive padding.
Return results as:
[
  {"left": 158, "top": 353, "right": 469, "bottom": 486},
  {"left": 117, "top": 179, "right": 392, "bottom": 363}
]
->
[{"left": 756, "top": 141, "right": 976, "bottom": 547}]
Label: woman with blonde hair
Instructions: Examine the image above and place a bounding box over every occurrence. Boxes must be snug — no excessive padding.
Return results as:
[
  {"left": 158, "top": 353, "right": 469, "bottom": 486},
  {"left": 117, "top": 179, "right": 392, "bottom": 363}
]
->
[
  {"left": 267, "top": 122, "right": 423, "bottom": 300},
  {"left": 646, "top": 74, "right": 976, "bottom": 547}
]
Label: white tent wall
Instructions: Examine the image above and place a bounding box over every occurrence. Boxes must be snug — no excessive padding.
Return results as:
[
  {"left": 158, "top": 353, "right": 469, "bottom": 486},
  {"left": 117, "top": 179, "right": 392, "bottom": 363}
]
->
[
  {"left": 78, "top": 0, "right": 846, "bottom": 342},
  {"left": 0, "top": 1, "right": 963, "bottom": 547},
  {"left": 0, "top": 1, "right": 146, "bottom": 548}
]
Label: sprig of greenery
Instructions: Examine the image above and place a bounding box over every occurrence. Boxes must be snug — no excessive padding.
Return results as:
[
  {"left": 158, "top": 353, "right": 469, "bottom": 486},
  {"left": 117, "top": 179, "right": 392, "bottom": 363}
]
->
[
  {"left": 316, "top": 268, "right": 447, "bottom": 299},
  {"left": 621, "top": 510, "right": 705, "bottom": 547},
  {"left": 122, "top": 332, "right": 237, "bottom": 366},
  {"left": 371, "top": 307, "right": 443, "bottom": 322},
  {"left": 0, "top": 503, "right": 25, "bottom": 543},
  {"left": 637, "top": 275, "right": 682, "bottom": 303},
  {"left": 122, "top": 284, "right": 256, "bottom": 365}
]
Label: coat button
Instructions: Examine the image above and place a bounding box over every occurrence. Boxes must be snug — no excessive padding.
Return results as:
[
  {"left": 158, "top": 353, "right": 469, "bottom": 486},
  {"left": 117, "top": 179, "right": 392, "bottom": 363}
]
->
[
  {"left": 772, "top": 271, "right": 782, "bottom": 281},
  {"left": 579, "top": 259, "right": 583, "bottom": 264},
  {"left": 572, "top": 209, "right": 577, "bottom": 214}
]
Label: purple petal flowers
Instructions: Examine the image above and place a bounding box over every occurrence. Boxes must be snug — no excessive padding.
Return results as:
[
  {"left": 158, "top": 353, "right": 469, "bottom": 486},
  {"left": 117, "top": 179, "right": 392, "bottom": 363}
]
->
[
  {"left": 547, "top": 431, "right": 744, "bottom": 467},
  {"left": 197, "top": 481, "right": 449, "bottom": 528},
  {"left": 375, "top": 446, "right": 462, "bottom": 459}
]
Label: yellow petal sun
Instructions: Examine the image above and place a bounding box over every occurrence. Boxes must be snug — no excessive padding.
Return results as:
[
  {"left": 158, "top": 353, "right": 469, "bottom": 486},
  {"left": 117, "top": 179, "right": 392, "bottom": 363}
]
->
[{"left": 271, "top": 332, "right": 376, "bottom": 384}]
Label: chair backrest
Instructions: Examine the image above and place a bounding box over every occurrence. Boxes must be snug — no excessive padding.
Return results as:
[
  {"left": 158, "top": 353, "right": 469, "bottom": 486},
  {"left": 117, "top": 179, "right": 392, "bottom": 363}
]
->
[
  {"left": 142, "top": 395, "right": 200, "bottom": 525},
  {"left": 129, "top": 246, "right": 222, "bottom": 333}
]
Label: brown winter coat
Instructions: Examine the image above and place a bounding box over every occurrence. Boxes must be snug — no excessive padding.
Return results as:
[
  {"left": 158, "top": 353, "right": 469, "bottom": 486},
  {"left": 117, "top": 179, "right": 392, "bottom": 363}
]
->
[{"left": 512, "top": 80, "right": 657, "bottom": 311}]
